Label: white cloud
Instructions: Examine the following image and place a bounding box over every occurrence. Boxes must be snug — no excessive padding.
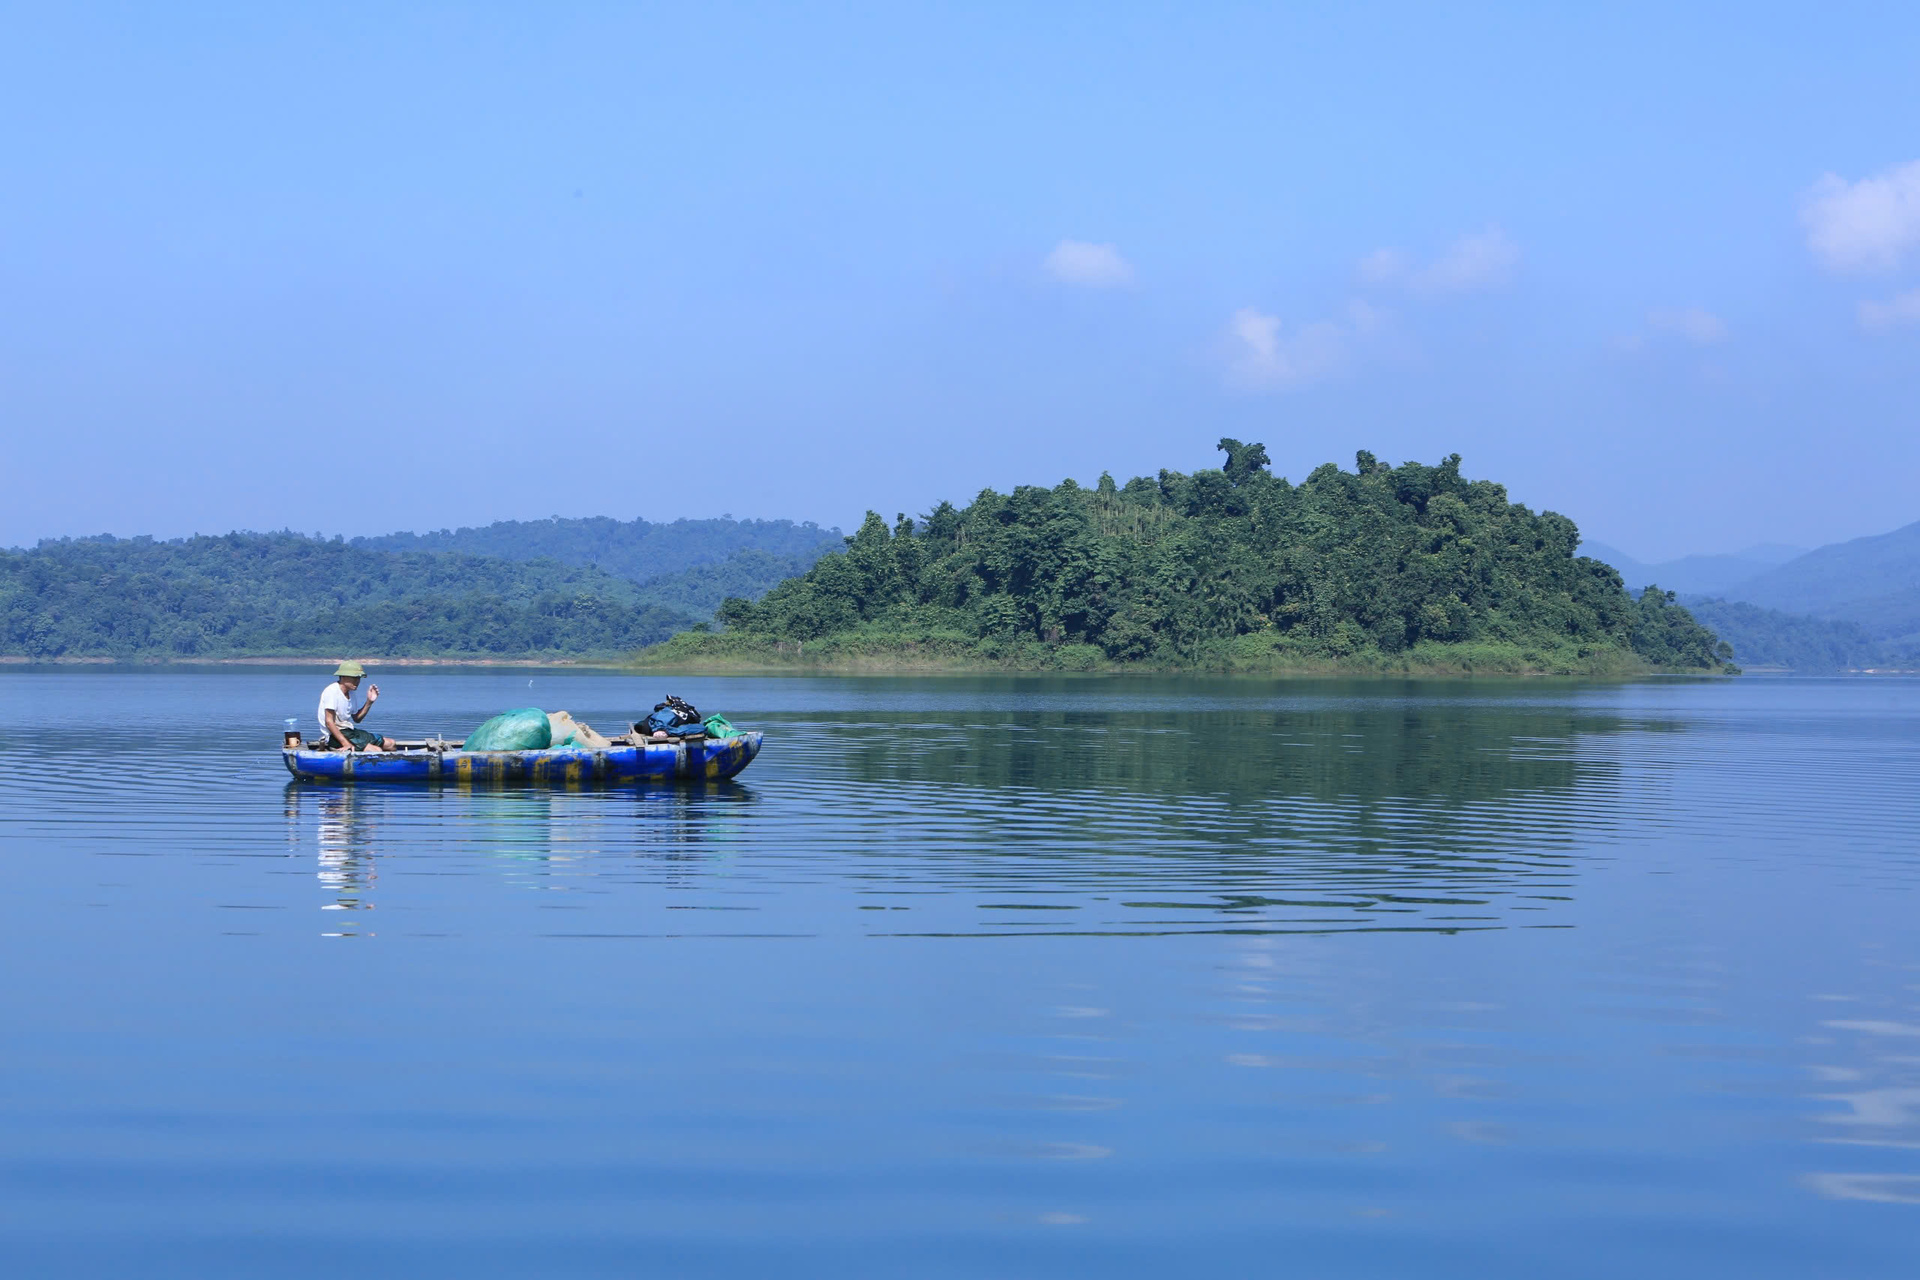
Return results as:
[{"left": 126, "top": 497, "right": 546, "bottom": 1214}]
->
[
  {"left": 1415, "top": 226, "right": 1520, "bottom": 294},
  {"left": 1356, "top": 227, "right": 1520, "bottom": 295},
  {"left": 1647, "top": 306, "right": 1728, "bottom": 344},
  {"left": 1042, "top": 239, "right": 1134, "bottom": 287},
  {"left": 1859, "top": 288, "right": 1920, "bottom": 331},
  {"left": 1356, "top": 248, "right": 1408, "bottom": 285},
  {"left": 1802, "top": 160, "right": 1920, "bottom": 272},
  {"left": 1224, "top": 300, "right": 1381, "bottom": 390},
  {"left": 1344, "top": 297, "right": 1387, "bottom": 335}
]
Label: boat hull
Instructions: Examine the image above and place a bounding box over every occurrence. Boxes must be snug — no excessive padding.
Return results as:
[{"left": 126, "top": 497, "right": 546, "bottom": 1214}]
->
[{"left": 282, "top": 732, "right": 764, "bottom": 785}]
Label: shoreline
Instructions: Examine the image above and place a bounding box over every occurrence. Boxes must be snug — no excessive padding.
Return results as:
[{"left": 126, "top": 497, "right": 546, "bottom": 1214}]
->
[
  {"left": 6, "top": 653, "right": 1904, "bottom": 677},
  {"left": 625, "top": 659, "right": 1732, "bottom": 679},
  {"left": 636, "top": 658, "right": 1902, "bottom": 677},
  {"left": 0, "top": 655, "right": 625, "bottom": 668},
  {"left": 627, "top": 632, "right": 1692, "bottom": 679}
]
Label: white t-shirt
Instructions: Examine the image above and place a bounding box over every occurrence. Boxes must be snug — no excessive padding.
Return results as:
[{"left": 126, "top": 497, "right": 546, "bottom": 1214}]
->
[{"left": 318, "top": 682, "right": 357, "bottom": 736}]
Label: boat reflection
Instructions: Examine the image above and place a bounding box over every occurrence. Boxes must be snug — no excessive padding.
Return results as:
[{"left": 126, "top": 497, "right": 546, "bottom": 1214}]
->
[
  {"left": 284, "top": 781, "right": 759, "bottom": 933},
  {"left": 312, "top": 787, "right": 377, "bottom": 935}
]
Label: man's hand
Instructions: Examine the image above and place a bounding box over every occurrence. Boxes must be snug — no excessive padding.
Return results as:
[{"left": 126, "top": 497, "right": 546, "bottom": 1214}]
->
[{"left": 365, "top": 683, "right": 380, "bottom": 705}]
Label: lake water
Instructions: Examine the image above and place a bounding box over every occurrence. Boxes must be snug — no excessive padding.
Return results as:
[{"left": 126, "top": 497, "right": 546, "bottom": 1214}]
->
[{"left": 1, "top": 669, "right": 1917, "bottom": 1277}]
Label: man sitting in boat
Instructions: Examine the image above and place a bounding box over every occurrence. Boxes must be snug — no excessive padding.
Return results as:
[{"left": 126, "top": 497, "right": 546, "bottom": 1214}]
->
[{"left": 319, "top": 661, "right": 394, "bottom": 752}]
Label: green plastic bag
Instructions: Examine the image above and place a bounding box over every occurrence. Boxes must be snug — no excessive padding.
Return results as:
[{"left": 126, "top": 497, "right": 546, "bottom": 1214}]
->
[
  {"left": 702, "top": 714, "right": 738, "bottom": 739},
  {"left": 464, "top": 707, "right": 553, "bottom": 752}
]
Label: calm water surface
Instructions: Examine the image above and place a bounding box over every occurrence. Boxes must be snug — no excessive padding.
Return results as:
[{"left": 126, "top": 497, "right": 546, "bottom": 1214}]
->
[{"left": 1, "top": 669, "right": 1917, "bottom": 1277}]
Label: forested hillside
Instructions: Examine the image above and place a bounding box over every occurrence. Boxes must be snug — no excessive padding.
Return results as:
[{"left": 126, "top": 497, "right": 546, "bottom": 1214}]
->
[
  {"left": 0, "top": 534, "right": 697, "bottom": 658},
  {"left": 1678, "top": 598, "right": 1885, "bottom": 671},
  {"left": 647, "top": 444, "right": 1732, "bottom": 674},
  {"left": 356, "top": 515, "right": 841, "bottom": 582},
  {"left": 628, "top": 549, "right": 826, "bottom": 618}
]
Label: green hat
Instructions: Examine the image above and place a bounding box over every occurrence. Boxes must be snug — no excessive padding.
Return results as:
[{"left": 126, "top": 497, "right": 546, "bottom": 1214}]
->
[{"left": 334, "top": 661, "right": 366, "bottom": 678}]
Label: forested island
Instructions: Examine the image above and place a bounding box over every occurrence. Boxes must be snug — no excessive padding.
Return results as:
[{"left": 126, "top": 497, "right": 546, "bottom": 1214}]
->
[
  {"left": 641, "top": 443, "right": 1733, "bottom": 675},
  {"left": 3, "top": 450, "right": 1734, "bottom": 673}
]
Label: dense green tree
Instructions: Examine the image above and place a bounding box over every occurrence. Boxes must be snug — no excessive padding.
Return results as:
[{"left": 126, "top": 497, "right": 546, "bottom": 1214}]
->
[
  {"left": 1677, "top": 597, "right": 1881, "bottom": 671},
  {"left": 710, "top": 445, "right": 1733, "bottom": 672},
  {"left": 1629, "top": 587, "right": 1735, "bottom": 669},
  {"left": 0, "top": 533, "right": 699, "bottom": 658},
  {"left": 627, "top": 548, "right": 827, "bottom": 617},
  {"left": 356, "top": 515, "right": 840, "bottom": 582}
]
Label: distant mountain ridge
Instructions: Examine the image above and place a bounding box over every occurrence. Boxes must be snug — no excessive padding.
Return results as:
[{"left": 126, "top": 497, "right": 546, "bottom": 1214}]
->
[
  {"left": 356, "top": 515, "right": 842, "bottom": 584},
  {"left": 1579, "top": 541, "right": 1805, "bottom": 597},
  {"left": 1583, "top": 521, "right": 1920, "bottom": 668},
  {"left": 1724, "top": 519, "right": 1920, "bottom": 626},
  {"left": 3, "top": 515, "right": 846, "bottom": 659},
  {"left": 1, "top": 532, "right": 696, "bottom": 658}
]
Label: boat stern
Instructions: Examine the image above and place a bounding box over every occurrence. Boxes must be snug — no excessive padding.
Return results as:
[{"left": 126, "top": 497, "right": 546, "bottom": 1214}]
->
[{"left": 703, "top": 730, "right": 764, "bottom": 779}]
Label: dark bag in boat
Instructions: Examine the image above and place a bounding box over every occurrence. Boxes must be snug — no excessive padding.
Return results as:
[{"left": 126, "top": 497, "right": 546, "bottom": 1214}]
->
[{"left": 638, "top": 695, "right": 703, "bottom": 737}]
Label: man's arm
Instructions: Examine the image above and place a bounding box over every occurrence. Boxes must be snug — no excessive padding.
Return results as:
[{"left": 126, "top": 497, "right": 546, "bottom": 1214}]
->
[{"left": 351, "top": 683, "right": 380, "bottom": 723}]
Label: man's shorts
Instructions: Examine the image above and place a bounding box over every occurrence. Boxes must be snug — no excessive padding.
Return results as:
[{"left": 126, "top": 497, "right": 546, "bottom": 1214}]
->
[{"left": 336, "top": 726, "right": 388, "bottom": 749}]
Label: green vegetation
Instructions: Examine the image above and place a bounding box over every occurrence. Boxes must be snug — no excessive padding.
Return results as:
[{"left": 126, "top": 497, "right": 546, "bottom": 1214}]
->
[
  {"left": 2, "top": 513, "right": 844, "bottom": 659},
  {"left": 356, "top": 515, "right": 841, "bottom": 583},
  {"left": 628, "top": 548, "right": 828, "bottom": 619},
  {"left": 356, "top": 513, "right": 841, "bottom": 629},
  {"left": 1678, "top": 597, "right": 1884, "bottom": 671},
  {"left": 3, "top": 452, "right": 1740, "bottom": 671},
  {"left": 1, "top": 533, "right": 696, "bottom": 659},
  {"left": 640, "top": 444, "right": 1733, "bottom": 675}
]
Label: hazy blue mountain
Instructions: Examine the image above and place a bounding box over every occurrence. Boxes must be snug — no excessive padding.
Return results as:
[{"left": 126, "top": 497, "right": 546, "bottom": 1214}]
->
[
  {"left": 356, "top": 516, "right": 842, "bottom": 584},
  {"left": 1722, "top": 520, "right": 1920, "bottom": 631},
  {"left": 1590, "top": 519, "right": 1920, "bottom": 655},
  {"left": 1579, "top": 541, "right": 1805, "bottom": 597},
  {"left": 1732, "top": 544, "right": 1807, "bottom": 565}
]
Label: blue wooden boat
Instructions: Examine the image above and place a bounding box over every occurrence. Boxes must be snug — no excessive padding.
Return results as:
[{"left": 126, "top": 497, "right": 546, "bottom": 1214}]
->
[{"left": 282, "top": 732, "right": 764, "bottom": 785}]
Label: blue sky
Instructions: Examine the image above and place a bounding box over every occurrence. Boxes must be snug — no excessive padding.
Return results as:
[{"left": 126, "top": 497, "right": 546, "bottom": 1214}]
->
[{"left": 3, "top": 2, "right": 1917, "bottom": 560}]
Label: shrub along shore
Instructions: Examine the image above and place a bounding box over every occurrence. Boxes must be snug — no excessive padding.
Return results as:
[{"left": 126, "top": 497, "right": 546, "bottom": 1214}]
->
[
  {"left": 634, "top": 444, "right": 1735, "bottom": 678},
  {"left": 633, "top": 630, "right": 1661, "bottom": 676}
]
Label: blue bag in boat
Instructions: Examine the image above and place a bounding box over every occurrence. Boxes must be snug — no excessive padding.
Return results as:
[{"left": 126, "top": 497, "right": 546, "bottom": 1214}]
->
[{"left": 638, "top": 695, "right": 704, "bottom": 737}]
